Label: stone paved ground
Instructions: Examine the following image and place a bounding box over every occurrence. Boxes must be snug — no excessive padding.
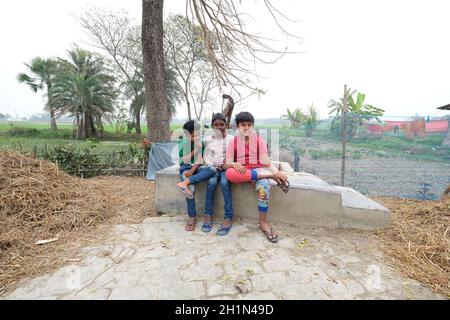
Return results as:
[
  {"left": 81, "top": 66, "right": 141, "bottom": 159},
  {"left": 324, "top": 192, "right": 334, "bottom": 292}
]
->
[{"left": 2, "top": 216, "right": 444, "bottom": 300}]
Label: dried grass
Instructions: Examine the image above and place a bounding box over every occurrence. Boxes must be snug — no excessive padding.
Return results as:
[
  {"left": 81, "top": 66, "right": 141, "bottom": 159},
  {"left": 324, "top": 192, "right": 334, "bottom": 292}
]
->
[
  {"left": 374, "top": 194, "right": 450, "bottom": 298},
  {"left": 0, "top": 150, "right": 156, "bottom": 296}
]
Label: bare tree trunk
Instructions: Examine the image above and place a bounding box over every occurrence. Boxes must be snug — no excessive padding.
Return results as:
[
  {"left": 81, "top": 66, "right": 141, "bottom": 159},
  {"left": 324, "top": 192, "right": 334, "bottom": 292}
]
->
[
  {"left": 49, "top": 107, "right": 58, "bottom": 131},
  {"left": 135, "top": 112, "right": 142, "bottom": 135},
  {"left": 185, "top": 91, "right": 192, "bottom": 121},
  {"left": 47, "top": 84, "right": 58, "bottom": 131},
  {"left": 142, "top": 0, "right": 170, "bottom": 142}
]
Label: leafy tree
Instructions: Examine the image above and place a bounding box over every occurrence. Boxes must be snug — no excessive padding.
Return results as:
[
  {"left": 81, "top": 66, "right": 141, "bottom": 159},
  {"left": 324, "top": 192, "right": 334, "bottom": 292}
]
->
[
  {"left": 52, "top": 48, "right": 117, "bottom": 139},
  {"left": 303, "top": 104, "right": 319, "bottom": 137},
  {"left": 282, "top": 108, "right": 304, "bottom": 128},
  {"left": 328, "top": 89, "right": 384, "bottom": 138},
  {"left": 283, "top": 104, "right": 319, "bottom": 136},
  {"left": 17, "top": 57, "right": 59, "bottom": 130}
]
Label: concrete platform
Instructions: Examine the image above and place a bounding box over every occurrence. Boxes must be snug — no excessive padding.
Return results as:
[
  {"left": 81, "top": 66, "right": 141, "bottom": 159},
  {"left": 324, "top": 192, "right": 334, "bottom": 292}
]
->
[{"left": 154, "top": 162, "right": 390, "bottom": 230}]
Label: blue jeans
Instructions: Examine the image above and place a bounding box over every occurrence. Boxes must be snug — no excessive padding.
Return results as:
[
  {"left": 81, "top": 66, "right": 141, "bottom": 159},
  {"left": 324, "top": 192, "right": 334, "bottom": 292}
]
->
[
  {"left": 179, "top": 164, "right": 217, "bottom": 217},
  {"left": 204, "top": 171, "right": 233, "bottom": 220}
]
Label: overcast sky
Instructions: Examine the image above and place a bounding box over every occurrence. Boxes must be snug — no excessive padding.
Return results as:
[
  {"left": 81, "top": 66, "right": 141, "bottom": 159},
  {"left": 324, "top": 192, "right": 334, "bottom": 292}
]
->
[{"left": 1, "top": 0, "right": 449, "bottom": 120}]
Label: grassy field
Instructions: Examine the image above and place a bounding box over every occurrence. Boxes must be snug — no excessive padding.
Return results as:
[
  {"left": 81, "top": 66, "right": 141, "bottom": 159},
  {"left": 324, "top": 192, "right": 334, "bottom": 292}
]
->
[
  {"left": 0, "top": 121, "right": 186, "bottom": 133},
  {"left": 0, "top": 136, "right": 133, "bottom": 153},
  {"left": 1, "top": 121, "right": 448, "bottom": 162}
]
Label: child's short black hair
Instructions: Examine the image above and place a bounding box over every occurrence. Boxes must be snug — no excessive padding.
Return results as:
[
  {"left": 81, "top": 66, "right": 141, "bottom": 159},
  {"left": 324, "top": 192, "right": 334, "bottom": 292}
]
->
[
  {"left": 211, "top": 113, "right": 227, "bottom": 126},
  {"left": 235, "top": 111, "right": 254, "bottom": 126},
  {"left": 183, "top": 120, "right": 200, "bottom": 134}
]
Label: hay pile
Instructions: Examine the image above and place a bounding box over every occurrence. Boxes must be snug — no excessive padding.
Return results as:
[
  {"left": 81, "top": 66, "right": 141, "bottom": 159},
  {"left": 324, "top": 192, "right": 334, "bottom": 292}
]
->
[
  {"left": 374, "top": 195, "right": 450, "bottom": 298},
  {"left": 0, "top": 150, "right": 112, "bottom": 294}
]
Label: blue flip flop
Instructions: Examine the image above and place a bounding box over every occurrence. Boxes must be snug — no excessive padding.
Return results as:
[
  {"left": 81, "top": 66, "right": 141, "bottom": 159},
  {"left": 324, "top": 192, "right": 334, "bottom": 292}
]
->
[
  {"left": 201, "top": 223, "right": 213, "bottom": 233},
  {"left": 216, "top": 224, "right": 232, "bottom": 236}
]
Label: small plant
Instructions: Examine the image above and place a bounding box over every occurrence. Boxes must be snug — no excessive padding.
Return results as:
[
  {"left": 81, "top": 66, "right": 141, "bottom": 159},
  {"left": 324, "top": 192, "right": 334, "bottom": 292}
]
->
[
  {"left": 309, "top": 149, "right": 342, "bottom": 160},
  {"left": 415, "top": 182, "right": 439, "bottom": 200},
  {"left": 352, "top": 150, "right": 363, "bottom": 159}
]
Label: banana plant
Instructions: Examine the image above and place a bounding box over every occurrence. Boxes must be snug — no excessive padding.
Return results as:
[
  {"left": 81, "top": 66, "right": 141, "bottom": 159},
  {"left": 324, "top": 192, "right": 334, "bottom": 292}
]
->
[{"left": 328, "top": 88, "right": 385, "bottom": 138}]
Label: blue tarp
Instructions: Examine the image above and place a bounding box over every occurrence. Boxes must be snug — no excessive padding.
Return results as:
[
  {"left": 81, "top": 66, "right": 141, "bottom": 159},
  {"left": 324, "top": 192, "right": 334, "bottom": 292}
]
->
[{"left": 146, "top": 142, "right": 179, "bottom": 180}]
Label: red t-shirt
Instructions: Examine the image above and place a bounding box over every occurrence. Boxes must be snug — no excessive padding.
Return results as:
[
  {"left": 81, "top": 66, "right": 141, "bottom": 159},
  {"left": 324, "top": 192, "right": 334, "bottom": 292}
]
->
[{"left": 226, "top": 134, "right": 269, "bottom": 169}]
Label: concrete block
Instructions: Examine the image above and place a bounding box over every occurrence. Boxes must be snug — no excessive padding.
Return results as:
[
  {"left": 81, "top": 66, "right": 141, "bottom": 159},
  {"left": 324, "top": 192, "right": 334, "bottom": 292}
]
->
[
  {"left": 154, "top": 163, "right": 390, "bottom": 230},
  {"left": 335, "top": 187, "right": 390, "bottom": 230}
]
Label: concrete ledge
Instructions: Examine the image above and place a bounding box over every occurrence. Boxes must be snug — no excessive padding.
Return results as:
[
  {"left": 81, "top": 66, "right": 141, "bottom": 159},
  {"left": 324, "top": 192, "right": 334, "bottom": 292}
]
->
[
  {"left": 335, "top": 186, "right": 391, "bottom": 230},
  {"left": 154, "top": 163, "right": 390, "bottom": 230}
]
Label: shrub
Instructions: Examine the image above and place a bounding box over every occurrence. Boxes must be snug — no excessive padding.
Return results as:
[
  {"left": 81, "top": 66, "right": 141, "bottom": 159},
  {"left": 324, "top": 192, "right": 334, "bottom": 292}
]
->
[
  {"left": 352, "top": 150, "right": 363, "bottom": 159},
  {"left": 8, "top": 127, "right": 40, "bottom": 137},
  {"left": 38, "top": 144, "right": 101, "bottom": 177}
]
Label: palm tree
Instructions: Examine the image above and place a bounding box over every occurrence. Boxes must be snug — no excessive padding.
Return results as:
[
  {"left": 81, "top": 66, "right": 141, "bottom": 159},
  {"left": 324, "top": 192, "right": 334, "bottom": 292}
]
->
[
  {"left": 52, "top": 48, "right": 117, "bottom": 140},
  {"left": 17, "top": 57, "right": 59, "bottom": 130}
]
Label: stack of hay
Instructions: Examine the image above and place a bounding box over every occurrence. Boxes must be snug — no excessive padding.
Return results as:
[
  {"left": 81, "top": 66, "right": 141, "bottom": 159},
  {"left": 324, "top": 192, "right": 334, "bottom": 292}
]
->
[
  {"left": 0, "top": 150, "right": 112, "bottom": 294},
  {"left": 375, "top": 194, "right": 450, "bottom": 298}
]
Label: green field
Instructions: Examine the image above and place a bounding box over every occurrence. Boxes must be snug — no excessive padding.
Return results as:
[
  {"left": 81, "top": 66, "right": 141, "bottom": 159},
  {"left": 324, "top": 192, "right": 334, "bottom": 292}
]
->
[
  {"left": 0, "top": 121, "right": 186, "bottom": 133},
  {"left": 1, "top": 121, "right": 448, "bottom": 163},
  {"left": 0, "top": 136, "right": 132, "bottom": 153}
]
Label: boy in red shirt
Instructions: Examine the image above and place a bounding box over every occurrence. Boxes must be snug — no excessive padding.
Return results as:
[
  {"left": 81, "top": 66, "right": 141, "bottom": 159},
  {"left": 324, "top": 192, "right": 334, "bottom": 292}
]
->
[{"left": 223, "top": 112, "right": 289, "bottom": 242}]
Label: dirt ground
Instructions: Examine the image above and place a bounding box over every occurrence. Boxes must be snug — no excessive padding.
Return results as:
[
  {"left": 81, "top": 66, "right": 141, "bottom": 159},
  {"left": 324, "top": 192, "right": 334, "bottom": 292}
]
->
[{"left": 280, "top": 150, "right": 450, "bottom": 199}]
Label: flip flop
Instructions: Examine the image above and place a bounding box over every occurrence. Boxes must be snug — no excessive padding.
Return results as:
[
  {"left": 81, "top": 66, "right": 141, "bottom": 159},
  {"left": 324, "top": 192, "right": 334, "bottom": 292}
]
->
[
  {"left": 201, "top": 223, "right": 213, "bottom": 233},
  {"left": 216, "top": 224, "right": 232, "bottom": 236},
  {"left": 177, "top": 185, "right": 194, "bottom": 199},
  {"left": 277, "top": 179, "right": 290, "bottom": 194},
  {"left": 185, "top": 219, "right": 196, "bottom": 231},
  {"left": 262, "top": 227, "right": 279, "bottom": 243}
]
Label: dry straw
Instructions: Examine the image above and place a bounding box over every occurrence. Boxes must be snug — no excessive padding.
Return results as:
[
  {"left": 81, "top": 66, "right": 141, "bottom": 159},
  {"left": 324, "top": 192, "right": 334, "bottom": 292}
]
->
[
  {"left": 375, "top": 194, "right": 450, "bottom": 298},
  {"left": 0, "top": 150, "right": 112, "bottom": 295}
]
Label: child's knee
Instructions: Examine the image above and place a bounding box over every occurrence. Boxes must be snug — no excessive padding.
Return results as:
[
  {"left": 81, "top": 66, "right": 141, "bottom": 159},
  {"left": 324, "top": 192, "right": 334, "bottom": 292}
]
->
[
  {"left": 225, "top": 168, "right": 239, "bottom": 182},
  {"left": 207, "top": 175, "right": 218, "bottom": 187}
]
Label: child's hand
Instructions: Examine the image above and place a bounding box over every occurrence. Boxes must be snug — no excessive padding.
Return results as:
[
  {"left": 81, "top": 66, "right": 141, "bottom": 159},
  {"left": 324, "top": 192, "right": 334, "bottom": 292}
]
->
[
  {"left": 185, "top": 170, "right": 194, "bottom": 178},
  {"left": 232, "top": 163, "right": 247, "bottom": 174}
]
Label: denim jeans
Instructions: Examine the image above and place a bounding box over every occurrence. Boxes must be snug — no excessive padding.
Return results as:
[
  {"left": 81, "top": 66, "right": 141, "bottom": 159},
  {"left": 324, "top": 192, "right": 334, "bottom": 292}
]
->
[
  {"left": 179, "top": 164, "right": 217, "bottom": 218},
  {"left": 204, "top": 170, "right": 233, "bottom": 220}
]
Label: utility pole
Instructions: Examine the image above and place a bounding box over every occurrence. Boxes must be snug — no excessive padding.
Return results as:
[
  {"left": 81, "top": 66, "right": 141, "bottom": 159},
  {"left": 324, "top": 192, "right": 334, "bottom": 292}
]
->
[{"left": 341, "top": 85, "right": 348, "bottom": 186}]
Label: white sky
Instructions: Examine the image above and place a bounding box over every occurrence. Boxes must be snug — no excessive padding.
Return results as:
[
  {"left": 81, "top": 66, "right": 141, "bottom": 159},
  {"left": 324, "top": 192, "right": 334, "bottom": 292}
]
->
[{"left": 1, "top": 0, "right": 449, "bottom": 120}]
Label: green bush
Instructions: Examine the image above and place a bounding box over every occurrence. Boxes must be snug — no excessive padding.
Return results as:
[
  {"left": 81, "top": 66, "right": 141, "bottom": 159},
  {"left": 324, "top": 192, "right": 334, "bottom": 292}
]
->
[
  {"left": 38, "top": 129, "right": 73, "bottom": 139},
  {"left": 412, "top": 134, "right": 444, "bottom": 146},
  {"left": 8, "top": 127, "right": 40, "bottom": 137},
  {"left": 352, "top": 150, "right": 363, "bottom": 159},
  {"left": 38, "top": 144, "right": 101, "bottom": 177},
  {"left": 7, "top": 127, "right": 73, "bottom": 139}
]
